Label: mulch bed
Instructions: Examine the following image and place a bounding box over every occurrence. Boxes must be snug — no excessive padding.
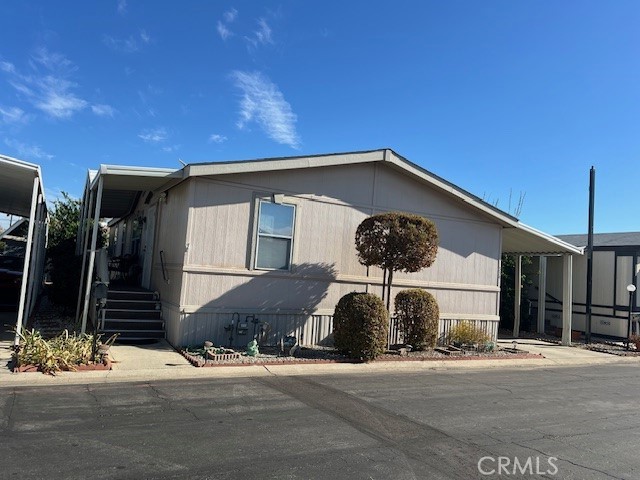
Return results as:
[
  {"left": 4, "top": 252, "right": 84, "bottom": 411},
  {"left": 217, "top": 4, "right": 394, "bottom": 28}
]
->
[{"left": 179, "top": 345, "right": 542, "bottom": 367}]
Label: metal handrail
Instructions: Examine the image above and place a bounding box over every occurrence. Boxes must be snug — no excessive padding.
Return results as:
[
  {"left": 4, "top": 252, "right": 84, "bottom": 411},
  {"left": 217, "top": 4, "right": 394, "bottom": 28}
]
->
[{"left": 160, "top": 250, "right": 169, "bottom": 283}]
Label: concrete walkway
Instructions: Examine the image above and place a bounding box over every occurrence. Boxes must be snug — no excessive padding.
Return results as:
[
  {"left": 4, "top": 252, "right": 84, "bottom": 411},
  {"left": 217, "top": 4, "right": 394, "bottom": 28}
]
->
[{"left": 1, "top": 336, "right": 638, "bottom": 388}]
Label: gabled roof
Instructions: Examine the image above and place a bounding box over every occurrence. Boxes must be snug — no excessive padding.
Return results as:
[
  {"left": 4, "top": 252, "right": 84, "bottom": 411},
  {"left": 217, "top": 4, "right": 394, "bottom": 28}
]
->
[
  {"left": 86, "top": 148, "right": 582, "bottom": 256},
  {"left": 558, "top": 232, "right": 640, "bottom": 248}
]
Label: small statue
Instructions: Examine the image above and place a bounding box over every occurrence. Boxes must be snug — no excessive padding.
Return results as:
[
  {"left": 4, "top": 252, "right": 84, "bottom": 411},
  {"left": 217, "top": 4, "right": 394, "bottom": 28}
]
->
[{"left": 246, "top": 339, "right": 259, "bottom": 357}]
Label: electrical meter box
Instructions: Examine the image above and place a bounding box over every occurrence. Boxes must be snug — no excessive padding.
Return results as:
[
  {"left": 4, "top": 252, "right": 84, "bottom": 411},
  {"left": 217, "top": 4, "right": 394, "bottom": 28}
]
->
[{"left": 236, "top": 322, "right": 249, "bottom": 335}]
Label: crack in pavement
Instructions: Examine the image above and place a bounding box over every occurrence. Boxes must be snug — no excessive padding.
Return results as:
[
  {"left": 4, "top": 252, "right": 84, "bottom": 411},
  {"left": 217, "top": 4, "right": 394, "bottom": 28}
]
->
[{"left": 510, "top": 440, "right": 624, "bottom": 479}]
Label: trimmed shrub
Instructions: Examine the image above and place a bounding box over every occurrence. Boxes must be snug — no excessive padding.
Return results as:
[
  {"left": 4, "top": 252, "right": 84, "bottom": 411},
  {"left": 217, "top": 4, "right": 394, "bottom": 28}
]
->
[
  {"left": 394, "top": 289, "right": 439, "bottom": 350},
  {"left": 445, "top": 320, "right": 490, "bottom": 346},
  {"left": 333, "top": 292, "right": 389, "bottom": 361}
]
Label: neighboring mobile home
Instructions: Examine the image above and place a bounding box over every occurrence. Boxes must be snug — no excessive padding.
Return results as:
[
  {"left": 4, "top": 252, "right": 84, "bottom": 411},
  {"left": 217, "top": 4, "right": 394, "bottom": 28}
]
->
[
  {"left": 76, "top": 149, "right": 582, "bottom": 348},
  {"left": 532, "top": 233, "right": 640, "bottom": 339}
]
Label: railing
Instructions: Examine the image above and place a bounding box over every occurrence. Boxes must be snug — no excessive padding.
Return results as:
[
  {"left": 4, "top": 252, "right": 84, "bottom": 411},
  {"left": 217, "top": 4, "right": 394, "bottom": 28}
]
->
[{"left": 160, "top": 250, "right": 169, "bottom": 283}]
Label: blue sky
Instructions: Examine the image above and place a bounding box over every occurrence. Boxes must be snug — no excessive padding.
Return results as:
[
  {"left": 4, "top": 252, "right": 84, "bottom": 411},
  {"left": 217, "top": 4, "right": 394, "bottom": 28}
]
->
[{"left": 1, "top": 1, "right": 638, "bottom": 235}]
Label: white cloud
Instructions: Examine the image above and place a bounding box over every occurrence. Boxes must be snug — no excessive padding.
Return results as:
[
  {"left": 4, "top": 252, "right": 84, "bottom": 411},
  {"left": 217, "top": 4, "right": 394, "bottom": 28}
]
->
[
  {"left": 91, "top": 104, "right": 116, "bottom": 117},
  {"left": 255, "top": 18, "right": 273, "bottom": 44},
  {"left": 0, "top": 61, "right": 16, "bottom": 74},
  {"left": 138, "top": 127, "right": 168, "bottom": 143},
  {"left": 217, "top": 21, "right": 232, "bottom": 41},
  {"left": 0, "top": 48, "right": 88, "bottom": 119},
  {"left": 117, "top": 0, "right": 127, "bottom": 15},
  {"left": 231, "top": 70, "right": 300, "bottom": 148},
  {"left": 4, "top": 138, "right": 54, "bottom": 160},
  {"left": 244, "top": 18, "right": 274, "bottom": 49},
  {"left": 209, "top": 134, "right": 227, "bottom": 144},
  {"left": 103, "top": 30, "right": 151, "bottom": 53},
  {"left": 162, "top": 144, "right": 180, "bottom": 153},
  {"left": 223, "top": 8, "right": 238, "bottom": 23},
  {"left": 140, "top": 30, "right": 151, "bottom": 44},
  {"left": 0, "top": 106, "right": 29, "bottom": 125}
]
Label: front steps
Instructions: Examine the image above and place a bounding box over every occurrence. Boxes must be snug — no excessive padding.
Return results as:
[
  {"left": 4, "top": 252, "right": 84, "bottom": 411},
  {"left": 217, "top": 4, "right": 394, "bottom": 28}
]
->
[{"left": 100, "top": 288, "right": 165, "bottom": 343}]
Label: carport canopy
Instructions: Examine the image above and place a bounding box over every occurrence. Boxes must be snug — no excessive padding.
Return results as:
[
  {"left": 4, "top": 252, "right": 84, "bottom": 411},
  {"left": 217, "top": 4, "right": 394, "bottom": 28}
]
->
[
  {"left": 0, "top": 154, "right": 48, "bottom": 346},
  {"left": 501, "top": 222, "right": 583, "bottom": 345}
]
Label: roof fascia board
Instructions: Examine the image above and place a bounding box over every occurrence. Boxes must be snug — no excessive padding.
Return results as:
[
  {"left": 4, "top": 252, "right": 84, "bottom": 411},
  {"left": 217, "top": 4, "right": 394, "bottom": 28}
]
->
[
  {"left": 185, "top": 150, "right": 385, "bottom": 177},
  {"left": 514, "top": 222, "right": 584, "bottom": 255},
  {"left": 89, "top": 165, "right": 181, "bottom": 191},
  {"left": 0, "top": 154, "right": 39, "bottom": 172}
]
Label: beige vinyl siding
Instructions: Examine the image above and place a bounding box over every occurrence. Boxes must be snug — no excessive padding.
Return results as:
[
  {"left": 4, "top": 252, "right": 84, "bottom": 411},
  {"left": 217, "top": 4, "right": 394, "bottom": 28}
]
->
[
  {"left": 150, "top": 180, "right": 190, "bottom": 306},
  {"left": 163, "top": 162, "right": 502, "bottom": 346}
]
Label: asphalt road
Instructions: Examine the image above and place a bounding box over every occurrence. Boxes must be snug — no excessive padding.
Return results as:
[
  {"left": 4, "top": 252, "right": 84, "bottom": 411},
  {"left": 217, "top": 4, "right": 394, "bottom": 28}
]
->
[{"left": 1, "top": 363, "right": 639, "bottom": 479}]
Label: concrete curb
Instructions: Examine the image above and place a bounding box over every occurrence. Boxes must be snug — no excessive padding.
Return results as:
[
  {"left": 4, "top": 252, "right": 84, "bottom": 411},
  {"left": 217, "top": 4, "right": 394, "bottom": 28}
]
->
[{"left": 1, "top": 353, "right": 638, "bottom": 388}]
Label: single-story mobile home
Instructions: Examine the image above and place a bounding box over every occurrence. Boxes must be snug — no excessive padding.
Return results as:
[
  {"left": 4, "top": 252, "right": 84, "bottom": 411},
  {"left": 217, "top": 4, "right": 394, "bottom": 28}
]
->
[{"left": 75, "top": 149, "right": 582, "bottom": 348}]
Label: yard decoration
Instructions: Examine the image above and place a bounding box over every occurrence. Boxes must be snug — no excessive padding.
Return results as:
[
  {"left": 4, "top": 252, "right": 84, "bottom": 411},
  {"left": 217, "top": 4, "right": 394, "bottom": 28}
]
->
[
  {"left": 355, "top": 212, "right": 438, "bottom": 310},
  {"left": 333, "top": 292, "right": 389, "bottom": 361},
  {"left": 394, "top": 289, "right": 439, "bottom": 350},
  {"left": 246, "top": 339, "right": 259, "bottom": 356}
]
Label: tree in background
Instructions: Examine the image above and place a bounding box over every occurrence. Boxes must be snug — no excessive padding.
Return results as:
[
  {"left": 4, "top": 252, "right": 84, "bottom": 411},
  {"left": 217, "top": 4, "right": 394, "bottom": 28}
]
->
[
  {"left": 355, "top": 212, "right": 439, "bottom": 310},
  {"left": 48, "top": 192, "right": 81, "bottom": 249},
  {"left": 47, "top": 193, "right": 82, "bottom": 308}
]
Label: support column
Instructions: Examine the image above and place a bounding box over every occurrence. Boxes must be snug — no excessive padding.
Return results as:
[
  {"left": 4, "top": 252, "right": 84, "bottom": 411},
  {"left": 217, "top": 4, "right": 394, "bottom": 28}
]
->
[
  {"left": 562, "top": 254, "right": 573, "bottom": 346},
  {"left": 14, "top": 176, "right": 40, "bottom": 346},
  {"left": 75, "top": 187, "right": 95, "bottom": 323},
  {"left": 537, "top": 256, "right": 547, "bottom": 334},
  {"left": 80, "top": 176, "right": 103, "bottom": 334},
  {"left": 24, "top": 194, "right": 44, "bottom": 318},
  {"left": 513, "top": 254, "right": 522, "bottom": 337}
]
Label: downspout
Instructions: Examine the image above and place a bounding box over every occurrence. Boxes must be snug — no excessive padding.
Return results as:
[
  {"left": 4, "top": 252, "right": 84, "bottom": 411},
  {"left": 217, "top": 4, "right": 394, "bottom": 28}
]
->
[{"left": 13, "top": 176, "right": 40, "bottom": 346}]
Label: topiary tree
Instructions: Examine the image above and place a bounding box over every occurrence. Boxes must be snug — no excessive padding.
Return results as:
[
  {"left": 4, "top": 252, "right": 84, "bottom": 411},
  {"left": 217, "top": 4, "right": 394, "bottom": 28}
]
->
[
  {"left": 355, "top": 212, "right": 438, "bottom": 310},
  {"left": 394, "top": 289, "right": 439, "bottom": 350},
  {"left": 333, "top": 292, "right": 389, "bottom": 361}
]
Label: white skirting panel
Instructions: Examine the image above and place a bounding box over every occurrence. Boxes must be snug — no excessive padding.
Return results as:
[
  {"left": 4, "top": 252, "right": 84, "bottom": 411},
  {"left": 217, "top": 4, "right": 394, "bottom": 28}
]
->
[
  {"left": 164, "top": 305, "right": 499, "bottom": 348},
  {"left": 388, "top": 317, "right": 500, "bottom": 346},
  {"left": 168, "top": 309, "right": 335, "bottom": 348}
]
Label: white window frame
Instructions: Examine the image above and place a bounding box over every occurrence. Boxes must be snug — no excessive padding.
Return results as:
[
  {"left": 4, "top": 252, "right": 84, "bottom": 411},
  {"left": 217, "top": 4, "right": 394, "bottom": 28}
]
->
[{"left": 254, "top": 199, "right": 296, "bottom": 271}]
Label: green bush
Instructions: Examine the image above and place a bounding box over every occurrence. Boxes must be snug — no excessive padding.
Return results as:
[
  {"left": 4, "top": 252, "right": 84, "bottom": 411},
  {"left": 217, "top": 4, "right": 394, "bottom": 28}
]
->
[
  {"left": 394, "top": 289, "right": 439, "bottom": 350},
  {"left": 333, "top": 292, "right": 389, "bottom": 361},
  {"left": 445, "top": 321, "right": 490, "bottom": 346},
  {"left": 14, "top": 329, "right": 117, "bottom": 375}
]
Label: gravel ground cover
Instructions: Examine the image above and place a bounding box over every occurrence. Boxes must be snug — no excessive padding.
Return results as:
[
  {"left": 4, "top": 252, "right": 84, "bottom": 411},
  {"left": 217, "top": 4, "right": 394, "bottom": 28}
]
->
[{"left": 180, "top": 344, "right": 536, "bottom": 366}]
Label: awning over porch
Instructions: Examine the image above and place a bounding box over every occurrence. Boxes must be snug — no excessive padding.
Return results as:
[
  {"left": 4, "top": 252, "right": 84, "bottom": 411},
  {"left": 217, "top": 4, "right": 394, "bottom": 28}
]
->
[
  {"left": 0, "top": 154, "right": 48, "bottom": 346},
  {"left": 76, "top": 164, "right": 182, "bottom": 332}
]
